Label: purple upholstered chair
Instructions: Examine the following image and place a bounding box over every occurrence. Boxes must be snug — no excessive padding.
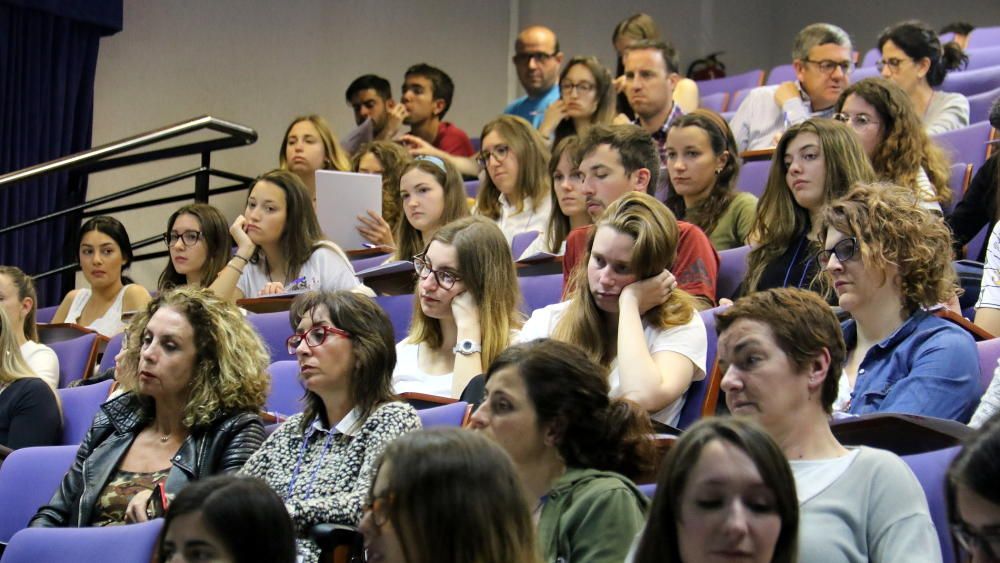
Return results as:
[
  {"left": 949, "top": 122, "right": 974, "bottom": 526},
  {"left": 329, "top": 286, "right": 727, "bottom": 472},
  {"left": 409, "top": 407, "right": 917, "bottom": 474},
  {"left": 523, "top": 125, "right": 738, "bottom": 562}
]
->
[
  {"left": 2, "top": 518, "right": 164, "bottom": 563},
  {"left": 0, "top": 445, "right": 78, "bottom": 543},
  {"left": 351, "top": 253, "right": 391, "bottom": 272},
  {"left": 56, "top": 379, "right": 113, "bottom": 445},
  {"left": 968, "top": 87, "right": 1000, "bottom": 124},
  {"left": 941, "top": 68, "right": 1000, "bottom": 98},
  {"left": 49, "top": 333, "right": 101, "bottom": 388},
  {"left": 717, "top": 245, "right": 751, "bottom": 301},
  {"left": 699, "top": 92, "right": 729, "bottom": 113},
  {"left": 677, "top": 304, "right": 729, "bottom": 429},
  {"left": 965, "top": 46, "right": 1000, "bottom": 70},
  {"left": 861, "top": 47, "right": 881, "bottom": 67},
  {"left": 638, "top": 483, "right": 657, "bottom": 498},
  {"left": 966, "top": 224, "right": 990, "bottom": 261},
  {"left": 933, "top": 121, "right": 993, "bottom": 173},
  {"left": 729, "top": 88, "right": 752, "bottom": 113},
  {"left": 976, "top": 338, "right": 1000, "bottom": 394},
  {"left": 765, "top": 64, "right": 796, "bottom": 85},
  {"left": 375, "top": 294, "right": 414, "bottom": 343},
  {"left": 463, "top": 179, "right": 480, "bottom": 198},
  {"left": 34, "top": 306, "right": 58, "bottom": 324},
  {"left": 944, "top": 162, "right": 973, "bottom": 216},
  {"left": 735, "top": 159, "right": 772, "bottom": 198},
  {"left": 511, "top": 231, "right": 540, "bottom": 259},
  {"left": 417, "top": 402, "right": 470, "bottom": 428},
  {"left": 97, "top": 331, "right": 125, "bottom": 373},
  {"left": 246, "top": 310, "right": 295, "bottom": 364},
  {"left": 266, "top": 360, "right": 305, "bottom": 419},
  {"left": 695, "top": 70, "right": 765, "bottom": 98},
  {"left": 518, "top": 274, "right": 563, "bottom": 315},
  {"left": 901, "top": 446, "right": 961, "bottom": 563},
  {"left": 851, "top": 65, "right": 881, "bottom": 82},
  {"left": 967, "top": 25, "right": 1000, "bottom": 49}
]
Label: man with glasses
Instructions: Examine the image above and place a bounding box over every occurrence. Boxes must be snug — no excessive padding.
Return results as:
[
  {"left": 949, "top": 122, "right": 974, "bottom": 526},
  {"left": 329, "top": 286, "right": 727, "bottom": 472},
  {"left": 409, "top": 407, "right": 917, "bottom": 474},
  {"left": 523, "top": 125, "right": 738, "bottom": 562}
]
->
[
  {"left": 731, "top": 23, "right": 853, "bottom": 152},
  {"left": 504, "top": 25, "right": 564, "bottom": 129},
  {"left": 400, "top": 63, "right": 474, "bottom": 157}
]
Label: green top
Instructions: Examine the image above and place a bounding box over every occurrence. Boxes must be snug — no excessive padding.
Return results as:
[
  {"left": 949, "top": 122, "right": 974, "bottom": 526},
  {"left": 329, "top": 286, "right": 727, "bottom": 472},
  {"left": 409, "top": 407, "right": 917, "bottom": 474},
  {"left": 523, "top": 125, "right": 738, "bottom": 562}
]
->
[
  {"left": 694, "top": 191, "right": 758, "bottom": 251},
  {"left": 537, "top": 467, "right": 649, "bottom": 563}
]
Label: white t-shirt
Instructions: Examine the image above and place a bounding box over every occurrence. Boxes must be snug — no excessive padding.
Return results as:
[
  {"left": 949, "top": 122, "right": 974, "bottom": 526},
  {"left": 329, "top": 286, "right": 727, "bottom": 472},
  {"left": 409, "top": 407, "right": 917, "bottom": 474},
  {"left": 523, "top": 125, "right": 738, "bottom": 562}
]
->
[
  {"left": 237, "top": 243, "right": 363, "bottom": 298},
  {"left": 20, "top": 340, "right": 60, "bottom": 390},
  {"left": 975, "top": 221, "right": 1000, "bottom": 310},
  {"left": 915, "top": 167, "right": 942, "bottom": 213},
  {"left": 391, "top": 340, "right": 455, "bottom": 398},
  {"left": 64, "top": 284, "right": 131, "bottom": 337},
  {"left": 495, "top": 193, "right": 553, "bottom": 245},
  {"left": 516, "top": 301, "right": 707, "bottom": 426}
]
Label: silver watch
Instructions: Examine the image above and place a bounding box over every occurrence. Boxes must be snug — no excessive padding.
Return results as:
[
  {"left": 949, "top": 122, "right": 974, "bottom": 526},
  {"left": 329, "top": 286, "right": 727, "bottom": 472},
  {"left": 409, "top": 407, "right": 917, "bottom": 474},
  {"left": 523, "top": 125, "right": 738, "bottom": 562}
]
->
[{"left": 452, "top": 339, "right": 482, "bottom": 356}]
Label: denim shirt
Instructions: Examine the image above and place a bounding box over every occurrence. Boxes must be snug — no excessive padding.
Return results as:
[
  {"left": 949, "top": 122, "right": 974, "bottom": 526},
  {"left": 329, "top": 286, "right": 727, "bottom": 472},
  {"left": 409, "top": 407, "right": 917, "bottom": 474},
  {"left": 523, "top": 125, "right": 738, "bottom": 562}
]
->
[{"left": 841, "top": 309, "right": 980, "bottom": 422}]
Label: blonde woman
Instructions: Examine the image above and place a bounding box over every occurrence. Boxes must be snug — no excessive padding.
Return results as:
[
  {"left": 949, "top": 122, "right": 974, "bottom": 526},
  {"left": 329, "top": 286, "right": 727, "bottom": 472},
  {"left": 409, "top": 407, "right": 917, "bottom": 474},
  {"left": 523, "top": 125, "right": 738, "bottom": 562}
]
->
[
  {"left": 393, "top": 217, "right": 522, "bottom": 399},
  {"left": 0, "top": 266, "right": 59, "bottom": 389},
  {"left": 279, "top": 114, "right": 351, "bottom": 205},
  {"left": 0, "top": 307, "right": 60, "bottom": 460},
  {"left": 518, "top": 192, "right": 706, "bottom": 427}
]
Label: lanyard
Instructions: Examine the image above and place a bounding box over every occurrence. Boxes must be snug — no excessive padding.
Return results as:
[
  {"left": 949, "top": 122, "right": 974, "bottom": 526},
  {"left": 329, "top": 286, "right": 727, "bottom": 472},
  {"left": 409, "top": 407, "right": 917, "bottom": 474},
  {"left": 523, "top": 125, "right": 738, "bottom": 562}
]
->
[
  {"left": 782, "top": 235, "right": 816, "bottom": 289},
  {"left": 285, "top": 424, "right": 336, "bottom": 502}
]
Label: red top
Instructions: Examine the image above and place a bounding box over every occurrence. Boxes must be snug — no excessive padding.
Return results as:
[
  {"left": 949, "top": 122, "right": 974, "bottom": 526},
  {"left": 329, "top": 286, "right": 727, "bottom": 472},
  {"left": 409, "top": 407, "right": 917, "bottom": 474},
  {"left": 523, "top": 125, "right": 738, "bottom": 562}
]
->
[{"left": 433, "top": 121, "right": 475, "bottom": 157}]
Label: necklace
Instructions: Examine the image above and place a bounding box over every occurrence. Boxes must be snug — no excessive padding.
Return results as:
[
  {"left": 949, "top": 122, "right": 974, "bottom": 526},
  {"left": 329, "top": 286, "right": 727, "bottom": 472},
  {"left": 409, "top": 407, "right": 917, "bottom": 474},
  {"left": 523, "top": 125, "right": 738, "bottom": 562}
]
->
[{"left": 159, "top": 434, "right": 170, "bottom": 443}]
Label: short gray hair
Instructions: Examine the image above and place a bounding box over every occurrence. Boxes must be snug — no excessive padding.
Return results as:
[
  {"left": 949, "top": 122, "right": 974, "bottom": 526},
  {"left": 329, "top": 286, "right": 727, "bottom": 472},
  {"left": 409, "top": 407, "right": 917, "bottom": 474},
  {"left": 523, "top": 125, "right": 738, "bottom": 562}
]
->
[{"left": 792, "top": 23, "right": 852, "bottom": 61}]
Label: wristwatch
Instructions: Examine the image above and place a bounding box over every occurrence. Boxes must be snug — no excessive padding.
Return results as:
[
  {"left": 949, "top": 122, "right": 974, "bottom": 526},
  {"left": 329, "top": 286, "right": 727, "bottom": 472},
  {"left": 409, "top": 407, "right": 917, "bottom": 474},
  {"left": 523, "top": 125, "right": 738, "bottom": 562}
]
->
[{"left": 453, "top": 339, "right": 482, "bottom": 356}]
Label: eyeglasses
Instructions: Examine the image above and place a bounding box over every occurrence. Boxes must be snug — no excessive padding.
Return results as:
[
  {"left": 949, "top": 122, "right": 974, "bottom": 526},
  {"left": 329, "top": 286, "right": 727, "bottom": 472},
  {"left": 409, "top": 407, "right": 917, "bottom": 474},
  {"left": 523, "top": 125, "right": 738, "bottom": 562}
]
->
[
  {"left": 875, "top": 57, "right": 909, "bottom": 74},
  {"left": 951, "top": 522, "right": 1000, "bottom": 560},
  {"left": 476, "top": 144, "right": 511, "bottom": 169},
  {"left": 512, "top": 52, "right": 557, "bottom": 65},
  {"left": 363, "top": 493, "right": 394, "bottom": 528},
  {"left": 559, "top": 81, "right": 595, "bottom": 95},
  {"left": 833, "top": 113, "right": 881, "bottom": 129},
  {"left": 817, "top": 237, "right": 859, "bottom": 265},
  {"left": 412, "top": 254, "right": 461, "bottom": 290},
  {"left": 285, "top": 326, "right": 351, "bottom": 354},
  {"left": 802, "top": 58, "right": 853, "bottom": 75},
  {"left": 163, "top": 231, "right": 203, "bottom": 248}
]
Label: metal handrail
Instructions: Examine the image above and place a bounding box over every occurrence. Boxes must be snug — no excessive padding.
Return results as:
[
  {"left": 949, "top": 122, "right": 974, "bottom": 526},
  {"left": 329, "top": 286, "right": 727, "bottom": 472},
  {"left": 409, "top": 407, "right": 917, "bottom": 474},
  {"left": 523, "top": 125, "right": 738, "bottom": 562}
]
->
[{"left": 0, "top": 115, "right": 256, "bottom": 190}]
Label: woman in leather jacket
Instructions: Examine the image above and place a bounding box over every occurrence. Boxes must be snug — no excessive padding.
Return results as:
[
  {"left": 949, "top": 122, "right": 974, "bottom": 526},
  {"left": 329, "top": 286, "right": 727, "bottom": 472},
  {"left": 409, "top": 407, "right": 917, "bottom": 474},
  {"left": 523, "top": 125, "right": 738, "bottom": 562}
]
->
[{"left": 30, "top": 286, "right": 270, "bottom": 527}]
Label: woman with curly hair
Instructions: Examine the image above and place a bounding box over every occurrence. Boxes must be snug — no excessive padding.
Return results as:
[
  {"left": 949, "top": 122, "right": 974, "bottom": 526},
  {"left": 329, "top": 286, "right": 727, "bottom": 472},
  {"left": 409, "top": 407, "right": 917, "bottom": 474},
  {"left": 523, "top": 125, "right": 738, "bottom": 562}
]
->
[
  {"left": 743, "top": 118, "right": 876, "bottom": 297},
  {"left": 664, "top": 109, "right": 757, "bottom": 251},
  {"left": 241, "top": 290, "right": 420, "bottom": 563},
  {"left": 31, "top": 287, "right": 270, "bottom": 527},
  {"left": 834, "top": 77, "right": 951, "bottom": 212},
  {"left": 518, "top": 192, "right": 706, "bottom": 428},
  {"left": 470, "top": 339, "right": 655, "bottom": 563},
  {"left": 821, "top": 183, "right": 979, "bottom": 421}
]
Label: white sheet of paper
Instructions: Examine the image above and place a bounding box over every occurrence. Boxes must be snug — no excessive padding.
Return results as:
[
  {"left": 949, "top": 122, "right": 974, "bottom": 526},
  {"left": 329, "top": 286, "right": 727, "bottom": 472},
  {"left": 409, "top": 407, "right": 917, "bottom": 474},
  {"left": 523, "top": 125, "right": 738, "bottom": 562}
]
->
[{"left": 315, "top": 170, "right": 382, "bottom": 251}]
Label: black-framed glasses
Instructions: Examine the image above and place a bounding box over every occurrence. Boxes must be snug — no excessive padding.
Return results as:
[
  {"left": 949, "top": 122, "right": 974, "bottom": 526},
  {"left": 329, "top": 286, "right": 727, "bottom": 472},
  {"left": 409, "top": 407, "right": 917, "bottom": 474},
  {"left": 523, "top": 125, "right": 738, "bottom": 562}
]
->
[
  {"left": 833, "top": 113, "right": 881, "bottom": 129},
  {"left": 476, "top": 144, "right": 511, "bottom": 169},
  {"left": 163, "top": 231, "right": 203, "bottom": 248},
  {"left": 412, "top": 254, "right": 461, "bottom": 290},
  {"left": 951, "top": 522, "right": 1000, "bottom": 560},
  {"left": 875, "top": 57, "right": 909, "bottom": 73},
  {"left": 512, "top": 52, "right": 557, "bottom": 65},
  {"left": 817, "top": 237, "right": 859, "bottom": 265},
  {"left": 362, "top": 493, "right": 394, "bottom": 528},
  {"left": 802, "top": 58, "right": 853, "bottom": 75},
  {"left": 286, "top": 326, "right": 351, "bottom": 354},
  {"left": 559, "top": 81, "right": 595, "bottom": 95}
]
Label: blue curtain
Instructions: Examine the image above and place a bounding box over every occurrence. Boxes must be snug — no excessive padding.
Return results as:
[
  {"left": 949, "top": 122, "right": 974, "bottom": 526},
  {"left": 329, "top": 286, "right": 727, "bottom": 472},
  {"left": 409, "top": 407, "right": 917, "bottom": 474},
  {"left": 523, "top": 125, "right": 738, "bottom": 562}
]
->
[{"left": 0, "top": 0, "right": 121, "bottom": 305}]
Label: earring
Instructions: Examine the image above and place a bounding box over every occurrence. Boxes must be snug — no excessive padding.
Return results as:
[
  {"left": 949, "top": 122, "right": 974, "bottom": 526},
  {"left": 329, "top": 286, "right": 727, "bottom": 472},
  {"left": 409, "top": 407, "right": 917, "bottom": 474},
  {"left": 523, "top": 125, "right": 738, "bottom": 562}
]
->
[{"left": 715, "top": 168, "right": 722, "bottom": 175}]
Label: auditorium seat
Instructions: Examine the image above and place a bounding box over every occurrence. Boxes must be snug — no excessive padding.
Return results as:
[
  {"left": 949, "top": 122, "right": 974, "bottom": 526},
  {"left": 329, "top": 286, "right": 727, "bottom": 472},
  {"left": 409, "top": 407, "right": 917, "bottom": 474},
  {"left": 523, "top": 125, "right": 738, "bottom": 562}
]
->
[
  {"left": 966, "top": 224, "right": 989, "bottom": 262},
  {"left": 695, "top": 69, "right": 764, "bottom": 99},
  {"left": 965, "top": 46, "right": 1000, "bottom": 70},
  {"left": 266, "top": 360, "right": 305, "bottom": 419},
  {"left": 1, "top": 518, "right": 163, "bottom": 563},
  {"left": 96, "top": 331, "right": 125, "bottom": 373},
  {"left": 375, "top": 294, "right": 414, "bottom": 343},
  {"left": 860, "top": 48, "right": 881, "bottom": 67},
  {"left": 246, "top": 310, "right": 295, "bottom": 364},
  {"left": 765, "top": 64, "right": 795, "bottom": 85},
  {"left": 416, "top": 401, "right": 470, "bottom": 428},
  {"left": 34, "top": 306, "right": 58, "bottom": 324},
  {"left": 0, "top": 445, "right": 78, "bottom": 543},
  {"left": 49, "top": 333, "right": 102, "bottom": 387},
  {"left": 944, "top": 162, "right": 973, "bottom": 216},
  {"left": 976, "top": 337, "right": 1000, "bottom": 393},
  {"left": 901, "top": 447, "right": 961, "bottom": 563},
  {"left": 56, "top": 379, "right": 113, "bottom": 445},
  {"left": 698, "top": 92, "right": 729, "bottom": 113},
  {"left": 850, "top": 65, "right": 881, "bottom": 82},
  {"left": 967, "top": 25, "right": 1000, "bottom": 49},
  {"left": 968, "top": 86, "right": 1000, "bottom": 124},
  {"left": 518, "top": 274, "right": 562, "bottom": 315},
  {"left": 934, "top": 121, "right": 992, "bottom": 173},
  {"left": 511, "top": 230, "right": 539, "bottom": 259},
  {"left": 941, "top": 67, "right": 1000, "bottom": 98},
  {"left": 735, "top": 159, "right": 771, "bottom": 198},
  {"left": 677, "top": 304, "right": 728, "bottom": 429},
  {"left": 463, "top": 179, "right": 480, "bottom": 198},
  {"left": 728, "top": 88, "right": 751, "bottom": 113},
  {"left": 717, "top": 245, "right": 751, "bottom": 302}
]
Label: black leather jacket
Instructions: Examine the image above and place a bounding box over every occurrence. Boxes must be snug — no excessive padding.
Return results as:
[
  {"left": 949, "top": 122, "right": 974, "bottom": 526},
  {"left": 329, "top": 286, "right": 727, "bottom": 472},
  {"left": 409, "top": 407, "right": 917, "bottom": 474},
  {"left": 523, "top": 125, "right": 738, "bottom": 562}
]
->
[{"left": 30, "top": 392, "right": 265, "bottom": 527}]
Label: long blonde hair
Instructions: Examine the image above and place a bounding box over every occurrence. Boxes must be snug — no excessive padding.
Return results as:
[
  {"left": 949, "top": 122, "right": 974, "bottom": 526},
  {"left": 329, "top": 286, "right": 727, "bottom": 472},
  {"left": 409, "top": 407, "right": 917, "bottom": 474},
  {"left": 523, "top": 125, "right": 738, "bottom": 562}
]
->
[
  {"left": 554, "top": 192, "right": 695, "bottom": 365},
  {"left": 278, "top": 114, "right": 351, "bottom": 172},
  {"left": 406, "top": 217, "right": 522, "bottom": 371},
  {"left": 0, "top": 308, "right": 34, "bottom": 385},
  {"left": 475, "top": 116, "right": 551, "bottom": 219}
]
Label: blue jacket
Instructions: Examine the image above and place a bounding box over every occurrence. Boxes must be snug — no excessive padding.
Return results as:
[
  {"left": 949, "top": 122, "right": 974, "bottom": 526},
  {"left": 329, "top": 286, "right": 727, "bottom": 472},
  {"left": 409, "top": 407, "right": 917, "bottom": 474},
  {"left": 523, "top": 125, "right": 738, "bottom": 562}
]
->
[{"left": 842, "top": 310, "right": 980, "bottom": 422}]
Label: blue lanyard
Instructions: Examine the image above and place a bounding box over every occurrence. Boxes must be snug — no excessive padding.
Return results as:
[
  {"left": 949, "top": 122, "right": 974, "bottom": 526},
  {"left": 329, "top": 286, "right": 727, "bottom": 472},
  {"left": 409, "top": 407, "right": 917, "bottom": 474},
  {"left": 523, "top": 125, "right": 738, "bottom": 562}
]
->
[
  {"left": 285, "top": 424, "right": 336, "bottom": 502},
  {"left": 782, "top": 236, "right": 816, "bottom": 289}
]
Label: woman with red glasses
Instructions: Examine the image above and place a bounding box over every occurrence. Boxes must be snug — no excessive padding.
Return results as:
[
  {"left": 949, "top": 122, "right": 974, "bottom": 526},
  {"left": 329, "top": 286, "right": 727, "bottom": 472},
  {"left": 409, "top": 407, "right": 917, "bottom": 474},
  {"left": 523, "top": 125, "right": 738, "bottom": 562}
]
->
[{"left": 240, "top": 290, "right": 420, "bottom": 563}]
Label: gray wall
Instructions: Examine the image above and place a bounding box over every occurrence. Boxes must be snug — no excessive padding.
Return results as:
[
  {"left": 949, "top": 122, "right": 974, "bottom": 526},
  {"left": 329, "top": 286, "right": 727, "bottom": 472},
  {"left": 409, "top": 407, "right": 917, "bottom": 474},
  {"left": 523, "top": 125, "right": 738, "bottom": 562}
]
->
[{"left": 86, "top": 0, "right": 1000, "bottom": 288}]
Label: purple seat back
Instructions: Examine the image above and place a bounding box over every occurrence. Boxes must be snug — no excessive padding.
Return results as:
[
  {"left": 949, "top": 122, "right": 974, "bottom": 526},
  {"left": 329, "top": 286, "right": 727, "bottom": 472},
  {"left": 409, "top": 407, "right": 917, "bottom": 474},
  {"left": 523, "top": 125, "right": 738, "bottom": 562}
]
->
[
  {"left": 34, "top": 306, "right": 58, "bottom": 324},
  {"left": 417, "top": 402, "right": 468, "bottom": 428},
  {"left": 0, "top": 445, "right": 78, "bottom": 542},
  {"left": 638, "top": 483, "right": 656, "bottom": 498},
  {"left": 511, "top": 231, "right": 540, "bottom": 259},
  {"left": 765, "top": 64, "right": 796, "bottom": 85},
  {"left": 861, "top": 47, "right": 881, "bottom": 67},
  {"left": 49, "top": 333, "right": 100, "bottom": 388},
  {"left": 695, "top": 70, "right": 764, "bottom": 98},
  {"left": 246, "top": 311, "right": 295, "bottom": 364},
  {"left": 968, "top": 86, "right": 1000, "bottom": 123},
  {"left": 717, "top": 245, "right": 751, "bottom": 301},
  {"left": 968, "top": 26, "right": 1000, "bottom": 49},
  {"left": 729, "top": 88, "right": 751, "bottom": 112},
  {"left": 933, "top": 121, "right": 993, "bottom": 172},
  {"left": 944, "top": 162, "right": 972, "bottom": 216},
  {"left": 966, "top": 223, "right": 990, "bottom": 261},
  {"left": 97, "top": 331, "right": 125, "bottom": 373},
  {"left": 941, "top": 67, "right": 1000, "bottom": 97},
  {"left": 518, "top": 274, "right": 562, "bottom": 315},
  {"left": 375, "top": 294, "right": 414, "bottom": 343},
  {"left": 677, "top": 305, "right": 727, "bottom": 429},
  {"left": 851, "top": 65, "right": 881, "bottom": 82},
  {"left": 351, "top": 253, "right": 391, "bottom": 272},
  {"left": 965, "top": 46, "right": 1000, "bottom": 70},
  {"left": 266, "top": 360, "right": 305, "bottom": 418},
  {"left": 901, "top": 446, "right": 961, "bottom": 563},
  {"left": 976, "top": 338, "right": 1000, "bottom": 393},
  {"left": 2, "top": 518, "right": 164, "bottom": 563},
  {"left": 56, "top": 379, "right": 113, "bottom": 445},
  {"left": 699, "top": 92, "right": 729, "bottom": 112},
  {"left": 463, "top": 179, "right": 480, "bottom": 198},
  {"left": 736, "top": 159, "right": 771, "bottom": 198}
]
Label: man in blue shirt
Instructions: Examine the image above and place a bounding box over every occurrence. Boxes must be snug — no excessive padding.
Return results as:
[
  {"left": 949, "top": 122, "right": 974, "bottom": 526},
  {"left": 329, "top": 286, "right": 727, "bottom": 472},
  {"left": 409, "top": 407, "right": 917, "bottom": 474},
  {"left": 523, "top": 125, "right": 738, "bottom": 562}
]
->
[{"left": 504, "top": 25, "right": 563, "bottom": 129}]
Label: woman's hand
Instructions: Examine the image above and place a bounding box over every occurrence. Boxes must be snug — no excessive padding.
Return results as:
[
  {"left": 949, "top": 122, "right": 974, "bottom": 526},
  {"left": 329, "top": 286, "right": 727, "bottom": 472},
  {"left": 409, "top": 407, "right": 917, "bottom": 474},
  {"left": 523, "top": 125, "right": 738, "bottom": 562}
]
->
[
  {"left": 620, "top": 269, "right": 677, "bottom": 315},
  {"left": 259, "top": 282, "right": 285, "bottom": 296},
  {"left": 613, "top": 74, "right": 627, "bottom": 94},
  {"left": 451, "top": 291, "right": 481, "bottom": 333},
  {"left": 124, "top": 489, "right": 153, "bottom": 523},
  {"left": 538, "top": 99, "right": 567, "bottom": 138},
  {"left": 229, "top": 215, "right": 256, "bottom": 257},
  {"left": 356, "top": 210, "right": 395, "bottom": 247}
]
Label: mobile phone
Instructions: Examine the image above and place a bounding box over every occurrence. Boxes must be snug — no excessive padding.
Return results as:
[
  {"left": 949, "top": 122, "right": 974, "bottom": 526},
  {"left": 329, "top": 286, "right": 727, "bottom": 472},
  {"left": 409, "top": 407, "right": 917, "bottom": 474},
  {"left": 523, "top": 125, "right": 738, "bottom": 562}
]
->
[{"left": 146, "top": 481, "right": 169, "bottom": 519}]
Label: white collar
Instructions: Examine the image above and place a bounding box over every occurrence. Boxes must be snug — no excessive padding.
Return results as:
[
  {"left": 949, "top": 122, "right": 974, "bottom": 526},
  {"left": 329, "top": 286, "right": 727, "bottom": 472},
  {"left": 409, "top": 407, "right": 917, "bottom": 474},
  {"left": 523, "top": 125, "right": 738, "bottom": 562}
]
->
[{"left": 310, "top": 407, "right": 361, "bottom": 437}]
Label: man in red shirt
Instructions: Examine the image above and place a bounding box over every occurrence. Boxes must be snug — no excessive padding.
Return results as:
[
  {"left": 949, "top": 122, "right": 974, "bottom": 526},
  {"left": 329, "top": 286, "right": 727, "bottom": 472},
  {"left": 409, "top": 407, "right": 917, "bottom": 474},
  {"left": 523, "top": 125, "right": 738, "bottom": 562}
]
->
[
  {"left": 564, "top": 124, "right": 719, "bottom": 309},
  {"left": 400, "top": 64, "right": 475, "bottom": 157}
]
